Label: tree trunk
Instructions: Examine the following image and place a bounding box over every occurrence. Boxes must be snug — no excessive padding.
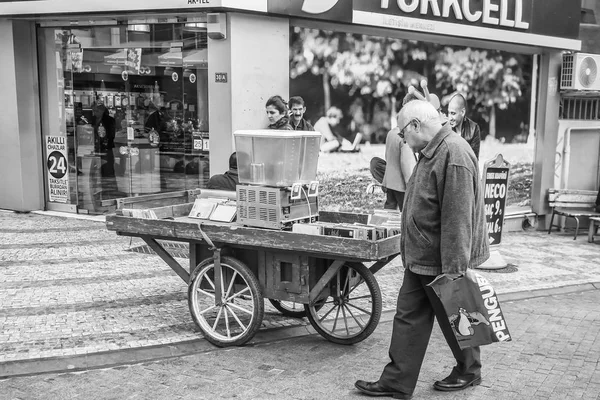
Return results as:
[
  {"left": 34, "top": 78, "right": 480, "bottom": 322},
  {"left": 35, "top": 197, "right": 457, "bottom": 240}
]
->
[
  {"left": 488, "top": 104, "right": 496, "bottom": 139},
  {"left": 322, "top": 71, "right": 331, "bottom": 113},
  {"left": 390, "top": 95, "right": 397, "bottom": 128}
]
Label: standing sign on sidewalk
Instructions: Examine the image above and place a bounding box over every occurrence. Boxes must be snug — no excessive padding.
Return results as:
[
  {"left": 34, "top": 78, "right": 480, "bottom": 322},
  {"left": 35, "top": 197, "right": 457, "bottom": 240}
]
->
[
  {"left": 477, "top": 154, "right": 510, "bottom": 271},
  {"left": 46, "top": 136, "right": 70, "bottom": 203},
  {"left": 482, "top": 154, "right": 510, "bottom": 246}
]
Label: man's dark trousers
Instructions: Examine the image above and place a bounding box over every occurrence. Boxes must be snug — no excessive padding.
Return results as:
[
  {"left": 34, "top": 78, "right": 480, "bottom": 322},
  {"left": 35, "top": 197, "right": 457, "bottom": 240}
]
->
[{"left": 378, "top": 269, "right": 481, "bottom": 394}]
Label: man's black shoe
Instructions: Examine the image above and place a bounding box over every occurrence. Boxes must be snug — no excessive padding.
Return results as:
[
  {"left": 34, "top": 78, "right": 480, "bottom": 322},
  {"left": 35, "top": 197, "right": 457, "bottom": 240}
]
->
[
  {"left": 354, "top": 380, "right": 412, "bottom": 399},
  {"left": 433, "top": 375, "right": 482, "bottom": 391}
]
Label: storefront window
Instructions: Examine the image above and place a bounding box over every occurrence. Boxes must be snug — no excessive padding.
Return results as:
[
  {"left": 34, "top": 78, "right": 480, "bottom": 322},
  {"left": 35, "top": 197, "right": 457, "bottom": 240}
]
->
[{"left": 38, "top": 20, "right": 210, "bottom": 214}]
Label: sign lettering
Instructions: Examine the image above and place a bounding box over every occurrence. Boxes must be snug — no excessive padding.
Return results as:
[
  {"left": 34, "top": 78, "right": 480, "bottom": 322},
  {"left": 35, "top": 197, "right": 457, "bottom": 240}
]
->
[
  {"left": 215, "top": 72, "right": 228, "bottom": 83},
  {"left": 482, "top": 163, "right": 509, "bottom": 246},
  {"left": 475, "top": 273, "right": 511, "bottom": 342},
  {"left": 378, "top": 0, "right": 529, "bottom": 29},
  {"left": 46, "top": 136, "right": 70, "bottom": 203}
]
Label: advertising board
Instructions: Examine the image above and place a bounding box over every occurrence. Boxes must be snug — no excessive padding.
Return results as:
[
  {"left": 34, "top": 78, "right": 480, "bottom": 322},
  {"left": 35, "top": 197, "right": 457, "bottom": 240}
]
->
[{"left": 46, "top": 136, "right": 70, "bottom": 203}]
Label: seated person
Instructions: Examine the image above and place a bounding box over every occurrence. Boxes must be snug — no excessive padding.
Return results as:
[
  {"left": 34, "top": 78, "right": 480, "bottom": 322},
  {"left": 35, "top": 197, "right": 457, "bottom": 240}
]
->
[
  {"left": 314, "top": 107, "right": 361, "bottom": 153},
  {"left": 207, "top": 152, "right": 239, "bottom": 192}
]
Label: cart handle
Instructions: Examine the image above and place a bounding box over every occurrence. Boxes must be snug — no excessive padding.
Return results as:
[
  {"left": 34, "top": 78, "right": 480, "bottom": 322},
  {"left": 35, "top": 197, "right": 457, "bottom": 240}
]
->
[{"left": 197, "top": 223, "right": 217, "bottom": 250}]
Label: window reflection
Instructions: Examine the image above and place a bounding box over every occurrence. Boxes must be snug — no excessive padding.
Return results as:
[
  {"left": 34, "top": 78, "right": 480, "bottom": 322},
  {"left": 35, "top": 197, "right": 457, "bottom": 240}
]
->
[{"left": 43, "top": 21, "right": 210, "bottom": 214}]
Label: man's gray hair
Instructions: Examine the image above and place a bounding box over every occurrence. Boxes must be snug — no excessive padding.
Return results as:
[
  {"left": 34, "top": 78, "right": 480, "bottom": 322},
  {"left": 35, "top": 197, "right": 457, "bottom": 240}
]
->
[{"left": 399, "top": 100, "right": 440, "bottom": 125}]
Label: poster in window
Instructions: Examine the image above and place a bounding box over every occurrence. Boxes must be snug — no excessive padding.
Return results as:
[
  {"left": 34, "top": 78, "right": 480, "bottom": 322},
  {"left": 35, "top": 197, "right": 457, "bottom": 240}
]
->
[{"left": 46, "top": 136, "right": 70, "bottom": 203}]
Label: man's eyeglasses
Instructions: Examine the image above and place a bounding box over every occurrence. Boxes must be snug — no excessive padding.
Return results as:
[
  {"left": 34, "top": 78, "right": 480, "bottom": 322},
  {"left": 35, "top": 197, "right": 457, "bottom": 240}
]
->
[{"left": 398, "top": 119, "right": 418, "bottom": 139}]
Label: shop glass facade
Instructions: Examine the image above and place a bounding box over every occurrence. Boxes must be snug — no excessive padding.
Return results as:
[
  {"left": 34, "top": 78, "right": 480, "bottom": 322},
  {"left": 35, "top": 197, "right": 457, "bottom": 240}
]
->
[{"left": 38, "top": 19, "right": 210, "bottom": 214}]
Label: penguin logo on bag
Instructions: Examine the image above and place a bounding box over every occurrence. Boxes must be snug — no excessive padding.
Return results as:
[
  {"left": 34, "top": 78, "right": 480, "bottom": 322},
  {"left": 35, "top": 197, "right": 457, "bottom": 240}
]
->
[
  {"left": 449, "top": 308, "right": 490, "bottom": 336},
  {"left": 301, "top": 0, "right": 339, "bottom": 14}
]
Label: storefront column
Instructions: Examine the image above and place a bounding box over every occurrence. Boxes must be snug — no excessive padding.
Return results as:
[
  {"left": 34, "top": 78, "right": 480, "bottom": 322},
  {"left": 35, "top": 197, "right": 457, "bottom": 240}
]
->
[
  {"left": 0, "top": 20, "right": 44, "bottom": 212},
  {"left": 531, "top": 50, "right": 562, "bottom": 227},
  {"left": 208, "top": 13, "right": 289, "bottom": 175}
]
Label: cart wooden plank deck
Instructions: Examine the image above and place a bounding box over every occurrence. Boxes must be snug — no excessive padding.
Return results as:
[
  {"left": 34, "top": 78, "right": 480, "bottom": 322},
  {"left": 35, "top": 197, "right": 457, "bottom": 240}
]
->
[{"left": 106, "top": 202, "right": 402, "bottom": 347}]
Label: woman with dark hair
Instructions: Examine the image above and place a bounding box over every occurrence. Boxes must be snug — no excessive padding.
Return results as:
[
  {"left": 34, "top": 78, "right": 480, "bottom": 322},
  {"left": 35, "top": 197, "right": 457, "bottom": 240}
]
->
[{"left": 265, "top": 95, "right": 293, "bottom": 130}]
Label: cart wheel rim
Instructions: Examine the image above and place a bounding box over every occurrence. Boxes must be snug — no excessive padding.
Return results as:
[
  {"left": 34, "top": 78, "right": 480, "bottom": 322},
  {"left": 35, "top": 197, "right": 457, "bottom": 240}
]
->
[
  {"left": 268, "top": 299, "right": 307, "bottom": 318},
  {"left": 307, "top": 263, "right": 381, "bottom": 342},
  {"left": 189, "top": 261, "right": 259, "bottom": 343}
]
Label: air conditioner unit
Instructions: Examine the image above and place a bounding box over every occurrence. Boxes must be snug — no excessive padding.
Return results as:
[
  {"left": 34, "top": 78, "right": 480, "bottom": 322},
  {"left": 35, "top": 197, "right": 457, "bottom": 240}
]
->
[{"left": 560, "top": 53, "right": 600, "bottom": 91}]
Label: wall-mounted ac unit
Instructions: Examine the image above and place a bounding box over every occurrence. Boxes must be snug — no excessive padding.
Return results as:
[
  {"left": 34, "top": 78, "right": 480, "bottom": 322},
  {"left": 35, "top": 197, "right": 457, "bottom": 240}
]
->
[{"left": 560, "top": 53, "right": 600, "bottom": 91}]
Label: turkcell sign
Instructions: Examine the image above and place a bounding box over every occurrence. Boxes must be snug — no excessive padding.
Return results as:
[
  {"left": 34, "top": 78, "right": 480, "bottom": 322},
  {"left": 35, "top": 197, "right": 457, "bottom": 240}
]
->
[
  {"left": 377, "top": 0, "right": 531, "bottom": 29},
  {"left": 353, "top": 0, "right": 581, "bottom": 50}
]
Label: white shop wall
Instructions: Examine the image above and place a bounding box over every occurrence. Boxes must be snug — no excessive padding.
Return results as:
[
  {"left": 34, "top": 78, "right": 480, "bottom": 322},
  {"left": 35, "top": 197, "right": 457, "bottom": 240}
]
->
[{"left": 208, "top": 13, "right": 289, "bottom": 176}]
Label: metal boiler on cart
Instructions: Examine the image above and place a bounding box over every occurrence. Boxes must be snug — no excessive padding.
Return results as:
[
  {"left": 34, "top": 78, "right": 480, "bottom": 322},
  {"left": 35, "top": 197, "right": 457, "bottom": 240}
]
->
[{"left": 233, "top": 130, "right": 321, "bottom": 230}]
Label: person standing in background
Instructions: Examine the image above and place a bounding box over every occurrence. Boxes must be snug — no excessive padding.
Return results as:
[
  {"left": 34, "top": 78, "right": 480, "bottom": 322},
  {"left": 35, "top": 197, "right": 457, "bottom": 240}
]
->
[
  {"left": 288, "top": 96, "right": 314, "bottom": 131},
  {"left": 447, "top": 94, "right": 481, "bottom": 159},
  {"left": 92, "top": 96, "right": 116, "bottom": 177},
  {"left": 266, "top": 95, "right": 293, "bottom": 130},
  {"left": 378, "top": 122, "right": 417, "bottom": 211}
]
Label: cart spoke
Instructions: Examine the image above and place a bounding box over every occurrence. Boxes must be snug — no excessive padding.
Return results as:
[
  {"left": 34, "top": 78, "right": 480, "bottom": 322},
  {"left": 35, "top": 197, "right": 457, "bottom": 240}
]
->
[
  {"left": 346, "top": 278, "right": 365, "bottom": 297},
  {"left": 227, "top": 286, "right": 251, "bottom": 302},
  {"left": 331, "top": 305, "right": 342, "bottom": 333},
  {"left": 227, "top": 301, "right": 254, "bottom": 316},
  {"left": 347, "top": 294, "right": 372, "bottom": 302},
  {"left": 212, "top": 306, "right": 224, "bottom": 331},
  {"left": 204, "top": 274, "right": 216, "bottom": 291},
  {"left": 223, "top": 306, "right": 231, "bottom": 339},
  {"left": 198, "top": 305, "right": 218, "bottom": 315},
  {"left": 336, "top": 271, "right": 342, "bottom": 298},
  {"left": 340, "top": 303, "right": 350, "bottom": 335},
  {"left": 316, "top": 303, "right": 337, "bottom": 322},
  {"left": 195, "top": 288, "right": 216, "bottom": 299},
  {"left": 224, "top": 271, "right": 238, "bottom": 300},
  {"left": 342, "top": 271, "right": 351, "bottom": 297},
  {"left": 346, "top": 301, "right": 372, "bottom": 316},
  {"left": 343, "top": 304, "right": 365, "bottom": 329},
  {"left": 226, "top": 304, "right": 248, "bottom": 331},
  {"left": 311, "top": 299, "right": 334, "bottom": 306}
]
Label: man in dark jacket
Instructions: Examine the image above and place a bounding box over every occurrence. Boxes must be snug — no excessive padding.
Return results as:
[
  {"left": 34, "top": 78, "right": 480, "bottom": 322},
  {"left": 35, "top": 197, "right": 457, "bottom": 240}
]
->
[
  {"left": 207, "top": 152, "right": 239, "bottom": 192},
  {"left": 448, "top": 94, "right": 481, "bottom": 159},
  {"left": 289, "top": 96, "right": 314, "bottom": 131},
  {"left": 355, "top": 100, "right": 490, "bottom": 399}
]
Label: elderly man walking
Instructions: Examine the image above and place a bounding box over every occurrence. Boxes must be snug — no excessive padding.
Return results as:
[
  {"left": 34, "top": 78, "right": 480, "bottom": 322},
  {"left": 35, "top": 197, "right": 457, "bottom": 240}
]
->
[{"left": 354, "top": 100, "right": 490, "bottom": 399}]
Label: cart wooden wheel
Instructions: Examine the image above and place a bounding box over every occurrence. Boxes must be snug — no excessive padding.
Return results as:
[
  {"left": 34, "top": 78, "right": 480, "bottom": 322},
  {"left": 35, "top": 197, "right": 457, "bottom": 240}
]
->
[
  {"left": 305, "top": 262, "right": 382, "bottom": 345},
  {"left": 268, "top": 299, "right": 307, "bottom": 318},
  {"left": 188, "top": 256, "right": 264, "bottom": 347}
]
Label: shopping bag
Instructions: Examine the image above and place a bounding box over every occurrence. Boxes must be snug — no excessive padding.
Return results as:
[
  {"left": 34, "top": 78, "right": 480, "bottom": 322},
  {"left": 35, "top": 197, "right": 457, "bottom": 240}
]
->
[{"left": 428, "top": 269, "right": 511, "bottom": 349}]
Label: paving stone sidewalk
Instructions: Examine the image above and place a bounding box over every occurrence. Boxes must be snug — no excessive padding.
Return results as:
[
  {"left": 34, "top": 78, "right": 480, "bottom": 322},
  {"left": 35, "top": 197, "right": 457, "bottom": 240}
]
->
[
  {"left": 1, "top": 210, "right": 599, "bottom": 371},
  {"left": 1, "top": 289, "right": 599, "bottom": 400}
]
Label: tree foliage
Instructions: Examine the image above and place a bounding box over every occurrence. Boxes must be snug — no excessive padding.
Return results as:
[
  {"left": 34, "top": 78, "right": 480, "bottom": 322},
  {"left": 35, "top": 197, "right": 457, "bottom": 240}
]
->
[
  {"left": 434, "top": 48, "right": 524, "bottom": 115},
  {"left": 289, "top": 27, "right": 528, "bottom": 139}
]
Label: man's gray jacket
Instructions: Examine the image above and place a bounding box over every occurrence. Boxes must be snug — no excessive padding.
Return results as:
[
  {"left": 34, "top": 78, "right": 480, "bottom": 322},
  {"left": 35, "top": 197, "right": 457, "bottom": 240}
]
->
[{"left": 400, "top": 123, "right": 490, "bottom": 276}]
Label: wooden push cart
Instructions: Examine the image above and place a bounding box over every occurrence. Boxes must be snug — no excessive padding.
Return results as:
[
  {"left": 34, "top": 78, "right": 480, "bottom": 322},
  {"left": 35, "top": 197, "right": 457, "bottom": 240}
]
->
[{"left": 105, "top": 193, "right": 401, "bottom": 347}]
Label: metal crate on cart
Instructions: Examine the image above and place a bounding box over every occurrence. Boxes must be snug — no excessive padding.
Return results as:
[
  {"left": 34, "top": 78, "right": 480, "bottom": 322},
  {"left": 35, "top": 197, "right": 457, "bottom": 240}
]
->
[{"left": 236, "top": 185, "right": 318, "bottom": 230}]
